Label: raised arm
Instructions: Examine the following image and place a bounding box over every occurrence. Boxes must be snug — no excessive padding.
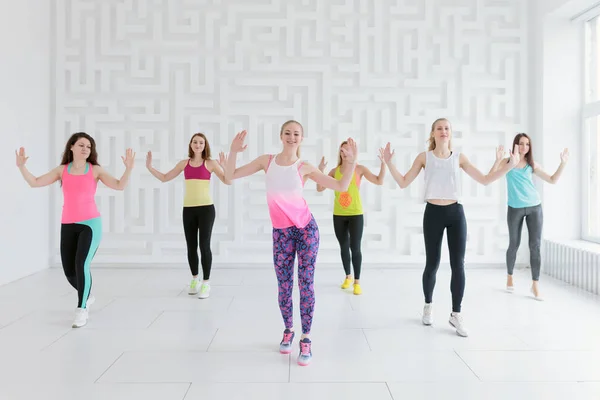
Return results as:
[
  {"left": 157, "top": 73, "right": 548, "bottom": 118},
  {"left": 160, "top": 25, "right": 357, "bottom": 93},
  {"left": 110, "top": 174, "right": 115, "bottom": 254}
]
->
[
  {"left": 96, "top": 148, "right": 135, "bottom": 191},
  {"left": 16, "top": 147, "right": 62, "bottom": 188},
  {"left": 315, "top": 156, "right": 333, "bottom": 192},
  {"left": 379, "top": 143, "right": 425, "bottom": 188},
  {"left": 460, "top": 145, "right": 519, "bottom": 186},
  {"left": 206, "top": 153, "right": 232, "bottom": 185},
  {"left": 488, "top": 145, "right": 506, "bottom": 174},
  {"left": 316, "top": 167, "right": 336, "bottom": 192},
  {"left": 225, "top": 130, "right": 269, "bottom": 180},
  {"left": 146, "top": 151, "right": 186, "bottom": 183},
  {"left": 358, "top": 158, "right": 386, "bottom": 185},
  {"left": 305, "top": 138, "right": 358, "bottom": 191},
  {"left": 533, "top": 148, "right": 569, "bottom": 184}
]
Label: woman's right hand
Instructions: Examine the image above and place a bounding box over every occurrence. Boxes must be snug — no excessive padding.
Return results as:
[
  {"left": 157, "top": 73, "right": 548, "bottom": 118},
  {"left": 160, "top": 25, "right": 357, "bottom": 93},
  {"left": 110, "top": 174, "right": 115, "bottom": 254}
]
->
[
  {"left": 230, "top": 130, "right": 248, "bottom": 153},
  {"left": 146, "top": 151, "right": 152, "bottom": 169},
  {"left": 15, "top": 147, "right": 29, "bottom": 167},
  {"left": 218, "top": 151, "right": 227, "bottom": 167},
  {"left": 495, "top": 145, "right": 505, "bottom": 162},
  {"left": 318, "top": 156, "right": 327, "bottom": 172},
  {"left": 509, "top": 144, "right": 520, "bottom": 167},
  {"left": 379, "top": 142, "right": 395, "bottom": 164}
]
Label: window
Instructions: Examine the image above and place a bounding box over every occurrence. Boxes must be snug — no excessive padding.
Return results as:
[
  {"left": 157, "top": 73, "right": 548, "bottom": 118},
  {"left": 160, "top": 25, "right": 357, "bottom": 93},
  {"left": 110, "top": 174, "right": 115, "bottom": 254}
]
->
[{"left": 583, "top": 15, "right": 600, "bottom": 243}]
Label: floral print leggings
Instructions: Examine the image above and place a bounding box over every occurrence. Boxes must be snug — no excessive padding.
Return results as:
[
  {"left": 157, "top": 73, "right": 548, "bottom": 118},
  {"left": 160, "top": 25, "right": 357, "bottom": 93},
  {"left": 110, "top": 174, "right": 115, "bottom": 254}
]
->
[{"left": 272, "top": 217, "right": 319, "bottom": 334}]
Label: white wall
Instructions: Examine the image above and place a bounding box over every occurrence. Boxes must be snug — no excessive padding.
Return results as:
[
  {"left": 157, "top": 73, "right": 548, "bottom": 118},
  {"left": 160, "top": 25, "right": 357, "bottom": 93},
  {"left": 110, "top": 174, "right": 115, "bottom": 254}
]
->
[
  {"left": 530, "top": 0, "right": 599, "bottom": 241},
  {"left": 0, "top": 0, "right": 51, "bottom": 284},
  {"left": 52, "top": 0, "right": 529, "bottom": 267}
]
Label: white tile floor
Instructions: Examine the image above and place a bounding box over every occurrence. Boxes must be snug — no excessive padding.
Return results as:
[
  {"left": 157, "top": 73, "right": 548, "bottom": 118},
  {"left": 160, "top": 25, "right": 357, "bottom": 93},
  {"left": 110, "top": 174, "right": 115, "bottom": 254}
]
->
[{"left": 1, "top": 266, "right": 600, "bottom": 400}]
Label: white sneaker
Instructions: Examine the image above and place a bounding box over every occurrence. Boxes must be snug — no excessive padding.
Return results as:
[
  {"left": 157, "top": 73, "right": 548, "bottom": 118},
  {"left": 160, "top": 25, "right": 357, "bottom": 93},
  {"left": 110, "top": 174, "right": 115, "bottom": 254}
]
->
[
  {"left": 531, "top": 286, "right": 544, "bottom": 301},
  {"left": 449, "top": 312, "right": 468, "bottom": 337},
  {"left": 72, "top": 308, "right": 88, "bottom": 328},
  {"left": 198, "top": 282, "right": 211, "bottom": 299},
  {"left": 86, "top": 295, "right": 96, "bottom": 309},
  {"left": 188, "top": 279, "right": 199, "bottom": 295},
  {"left": 422, "top": 303, "right": 433, "bottom": 325}
]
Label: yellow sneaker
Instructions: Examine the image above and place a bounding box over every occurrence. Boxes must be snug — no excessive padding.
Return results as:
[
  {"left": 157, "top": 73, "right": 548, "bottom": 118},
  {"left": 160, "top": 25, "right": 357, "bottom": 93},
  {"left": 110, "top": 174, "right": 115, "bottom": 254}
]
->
[
  {"left": 341, "top": 278, "right": 353, "bottom": 289},
  {"left": 353, "top": 283, "right": 362, "bottom": 295}
]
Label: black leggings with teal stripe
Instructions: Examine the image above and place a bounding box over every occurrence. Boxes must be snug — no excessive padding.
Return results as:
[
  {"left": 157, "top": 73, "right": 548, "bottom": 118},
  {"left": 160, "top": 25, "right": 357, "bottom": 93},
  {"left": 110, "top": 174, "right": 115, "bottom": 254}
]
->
[{"left": 60, "top": 217, "right": 102, "bottom": 309}]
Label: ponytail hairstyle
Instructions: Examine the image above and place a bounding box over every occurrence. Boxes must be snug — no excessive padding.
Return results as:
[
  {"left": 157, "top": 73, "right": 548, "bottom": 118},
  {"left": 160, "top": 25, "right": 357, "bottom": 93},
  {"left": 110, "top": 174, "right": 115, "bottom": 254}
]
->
[
  {"left": 280, "top": 120, "right": 303, "bottom": 157},
  {"left": 427, "top": 118, "right": 452, "bottom": 151}
]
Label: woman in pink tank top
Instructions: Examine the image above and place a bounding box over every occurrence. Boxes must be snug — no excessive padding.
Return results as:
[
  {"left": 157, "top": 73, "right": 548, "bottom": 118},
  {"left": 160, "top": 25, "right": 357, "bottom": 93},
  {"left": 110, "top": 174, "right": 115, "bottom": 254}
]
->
[
  {"left": 146, "top": 133, "right": 230, "bottom": 299},
  {"left": 16, "top": 132, "right": 135, "bottom": 328},
  {"left": 224, "top": 120, "right": 358, "bottom": 367}
]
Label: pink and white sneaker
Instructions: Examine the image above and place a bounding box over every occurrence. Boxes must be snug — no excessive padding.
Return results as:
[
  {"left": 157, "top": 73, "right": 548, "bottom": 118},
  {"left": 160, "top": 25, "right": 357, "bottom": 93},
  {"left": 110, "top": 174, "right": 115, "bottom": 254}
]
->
[
  {"left": 297, "top": 338, "right": 312, "bottom": 366},
  {"left": 279, "top": 329, "right": 295, "bottom": 354}
]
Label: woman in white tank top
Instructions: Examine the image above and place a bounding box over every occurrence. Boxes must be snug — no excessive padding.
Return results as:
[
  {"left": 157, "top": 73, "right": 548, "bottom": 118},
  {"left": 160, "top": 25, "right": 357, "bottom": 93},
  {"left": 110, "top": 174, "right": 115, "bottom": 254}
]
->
[{"left": 379, "top": 118, "right": 519, "bottom": 337}]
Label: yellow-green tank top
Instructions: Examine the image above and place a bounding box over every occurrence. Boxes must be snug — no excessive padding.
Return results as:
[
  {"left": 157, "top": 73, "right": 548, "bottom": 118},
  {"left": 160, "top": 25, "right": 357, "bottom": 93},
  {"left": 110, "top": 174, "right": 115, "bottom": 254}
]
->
[{"left": 333, "top": 166, "right": 363, "bottom": 216}]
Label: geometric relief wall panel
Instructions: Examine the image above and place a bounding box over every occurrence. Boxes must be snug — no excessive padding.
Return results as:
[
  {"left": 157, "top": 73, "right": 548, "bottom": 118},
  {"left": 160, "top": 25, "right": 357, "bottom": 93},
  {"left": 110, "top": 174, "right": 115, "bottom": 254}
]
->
[{"left": 52, "top": 0, "right": 528, "bottom": 266}]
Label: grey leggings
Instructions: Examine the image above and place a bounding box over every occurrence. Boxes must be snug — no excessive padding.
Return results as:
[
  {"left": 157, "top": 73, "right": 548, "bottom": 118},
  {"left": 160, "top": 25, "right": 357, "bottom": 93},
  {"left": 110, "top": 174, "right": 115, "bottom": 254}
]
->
[{"left": 506, "top": 205, "right": 543, "bottom": 280}]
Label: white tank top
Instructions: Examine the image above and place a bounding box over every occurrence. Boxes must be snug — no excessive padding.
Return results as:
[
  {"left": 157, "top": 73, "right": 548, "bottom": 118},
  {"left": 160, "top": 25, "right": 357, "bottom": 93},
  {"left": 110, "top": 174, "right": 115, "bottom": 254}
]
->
[
  {"left": 423, "top": 150, "right": 461, "bottom": 202},
  {"left": 265, "top": 155, "right": 312, "bottom": 229}
]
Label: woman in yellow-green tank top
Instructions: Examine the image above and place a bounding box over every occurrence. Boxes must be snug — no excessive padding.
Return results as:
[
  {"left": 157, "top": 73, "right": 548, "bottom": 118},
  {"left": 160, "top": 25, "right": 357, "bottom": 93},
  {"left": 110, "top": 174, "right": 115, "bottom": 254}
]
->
[
  {"left": 146, "top": 133, "right": 231, "bottom": 299},
  {"left": 317, "top": 140, "right": 386, "bottom": 295}
]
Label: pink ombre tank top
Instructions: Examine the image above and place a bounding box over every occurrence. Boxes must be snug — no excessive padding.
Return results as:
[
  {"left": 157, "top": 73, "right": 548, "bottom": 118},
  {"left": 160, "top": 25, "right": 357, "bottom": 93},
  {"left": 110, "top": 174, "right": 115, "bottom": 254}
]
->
[
  {"left": 61, "top": 163, "right": 101, "bottom": 223},
  {"left": 265, "top": 155, "right": 312, "bottom": 229}
]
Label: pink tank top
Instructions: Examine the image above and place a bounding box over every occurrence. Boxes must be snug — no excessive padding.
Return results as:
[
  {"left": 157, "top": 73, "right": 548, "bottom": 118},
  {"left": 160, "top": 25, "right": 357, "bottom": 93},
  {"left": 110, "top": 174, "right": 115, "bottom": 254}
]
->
[
  {"left": 61, "top": 163, "right": 101, "bottom": 223},
  {"left": 265, "top": 155, "right": 312, "bottom": 229},
  {"left": 184, "top": 160, "right": 211, "bottom": 180}
]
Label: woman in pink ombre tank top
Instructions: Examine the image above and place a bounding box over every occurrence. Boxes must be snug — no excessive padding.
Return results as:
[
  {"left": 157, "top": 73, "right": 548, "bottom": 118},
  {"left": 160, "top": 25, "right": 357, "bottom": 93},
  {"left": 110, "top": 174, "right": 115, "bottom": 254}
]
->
[
  {"left": 16, "top": 132, "right": 135, "bottom": 329},
  {"left": 224, "top": 120, "right": 358, "bottom": 367}
]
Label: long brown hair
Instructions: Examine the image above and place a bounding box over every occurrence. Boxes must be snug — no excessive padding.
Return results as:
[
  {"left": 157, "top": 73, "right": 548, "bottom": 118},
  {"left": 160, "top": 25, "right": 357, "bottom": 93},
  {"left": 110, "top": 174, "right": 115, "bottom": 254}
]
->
[
  {"left": 337, "top": 140, "right": 348, "bottom": 166},
  {"left": 427, "top": 118, "right": 452, "bottom": 151},
  {"left": 60, "top": 132, "right": 99, "bottom": 166},
  {"left": 512, "top": 133, "right": 534, "bottom": 167},
  {"left": 188, "top": 133, "right": 212, "bottom": 160},
  {"left": 280, "top": 120, "right": 302, "bottom": 157}
]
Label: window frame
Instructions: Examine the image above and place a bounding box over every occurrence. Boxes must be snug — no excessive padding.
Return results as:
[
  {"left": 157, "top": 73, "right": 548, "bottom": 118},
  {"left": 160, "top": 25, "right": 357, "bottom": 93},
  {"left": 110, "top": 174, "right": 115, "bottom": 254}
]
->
[{"left": 582, "top": 14, "right": 600, "bottom": 244}]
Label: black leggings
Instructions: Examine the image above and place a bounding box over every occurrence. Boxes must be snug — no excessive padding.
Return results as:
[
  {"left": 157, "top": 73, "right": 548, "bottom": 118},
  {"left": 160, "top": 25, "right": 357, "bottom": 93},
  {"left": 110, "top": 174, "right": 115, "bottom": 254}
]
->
[
  {"left": 422, "top": 203, "right": 466, "bottom": 313},
  {"left": 60, "top": 218, "right": 102, "bottom": 309},
  {"left": 333, "top": 215, "right": 364, "bottom": 279},
  {"left": 183, "top": 205, "right": 215, "bottom": 280}
]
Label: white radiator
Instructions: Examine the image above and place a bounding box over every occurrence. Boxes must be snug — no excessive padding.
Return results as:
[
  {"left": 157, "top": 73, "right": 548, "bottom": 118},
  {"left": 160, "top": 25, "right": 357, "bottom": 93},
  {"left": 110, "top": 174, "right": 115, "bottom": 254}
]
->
[{"left": 543, "top": 239, "right": 600, "bottom": 295}]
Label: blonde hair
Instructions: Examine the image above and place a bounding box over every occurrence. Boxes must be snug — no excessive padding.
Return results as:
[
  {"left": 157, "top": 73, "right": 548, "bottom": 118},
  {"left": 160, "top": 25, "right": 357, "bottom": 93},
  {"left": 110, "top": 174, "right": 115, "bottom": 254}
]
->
[
  {"left": 428, "top": 118, "right": 452, "bottom": 151},
  {"left": 280, "top": 120, "right": 303, "bottom": 157}
]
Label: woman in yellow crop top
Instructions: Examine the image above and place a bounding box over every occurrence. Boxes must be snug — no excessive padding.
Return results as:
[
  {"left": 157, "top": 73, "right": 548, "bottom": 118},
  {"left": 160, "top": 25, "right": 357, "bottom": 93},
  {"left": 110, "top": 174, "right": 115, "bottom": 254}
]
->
[
  {"left": 316, "top": 140, "right": 386, "bottom": 295},
  {"left": 146, "top": 133, "right": 231, "bottom": 299}
]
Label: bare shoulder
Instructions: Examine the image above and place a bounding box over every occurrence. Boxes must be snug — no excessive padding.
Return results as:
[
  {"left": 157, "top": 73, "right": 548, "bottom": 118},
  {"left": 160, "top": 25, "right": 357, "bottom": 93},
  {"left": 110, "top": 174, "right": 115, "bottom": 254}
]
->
[
  {"left": 204, "top": 159, "right": 218, "bottom": 170},
  {"left": 257, "top": 154, "right": 271, "bottom": 167},
  {"left": 247, "top": 154, "right": 271, "bottom": 173},
  {"left": 458, "top": 152, "right": 470, "bottom": 166},
  {"left": 299, "top": 161, "right": 317, "bottom": 175},
  {"left": 53, "top": 164, "right": 65, "bottom": 177},
  {"left": 92, "top": 164, "right": 104, "bottom": 179}
]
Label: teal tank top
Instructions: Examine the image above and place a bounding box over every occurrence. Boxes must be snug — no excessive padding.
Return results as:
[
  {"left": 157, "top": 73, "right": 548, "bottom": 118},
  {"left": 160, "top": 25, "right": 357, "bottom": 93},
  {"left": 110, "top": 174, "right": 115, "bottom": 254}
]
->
[{"left": 506, "top": 164, "right": 541, "bottom": 208}]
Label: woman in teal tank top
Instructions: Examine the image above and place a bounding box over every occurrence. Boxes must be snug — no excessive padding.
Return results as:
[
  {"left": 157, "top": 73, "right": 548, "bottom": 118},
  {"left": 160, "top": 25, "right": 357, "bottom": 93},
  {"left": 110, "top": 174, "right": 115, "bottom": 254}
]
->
[
  {"left": 491, "top": 133, "right": 569, "bottom": 300},
  {"left": 316, "top": 140, "right": 387, "bottom": 295}
]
